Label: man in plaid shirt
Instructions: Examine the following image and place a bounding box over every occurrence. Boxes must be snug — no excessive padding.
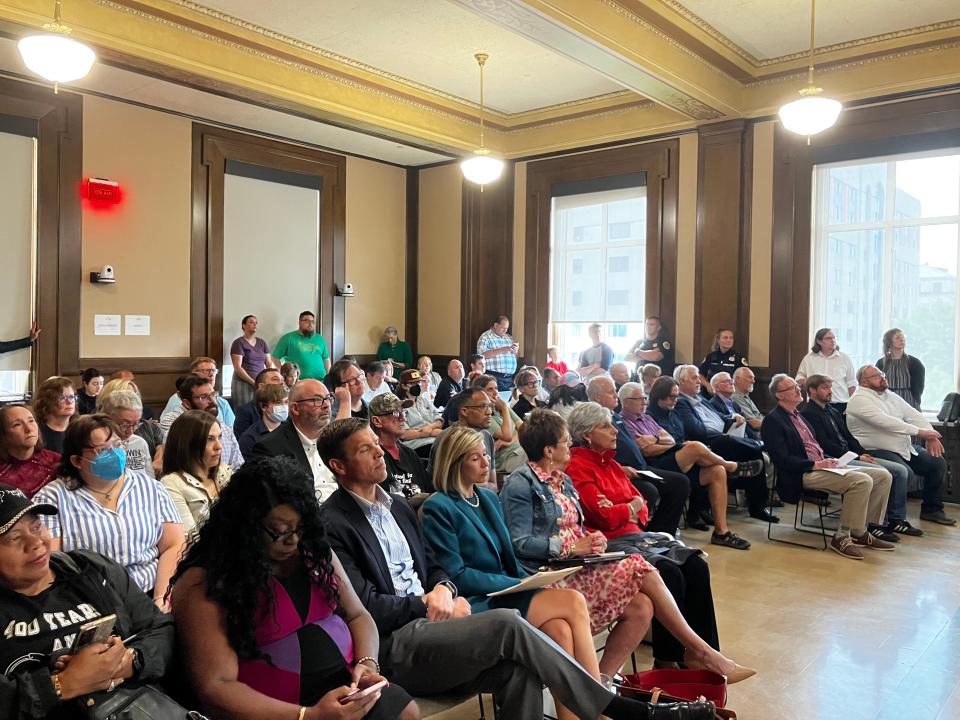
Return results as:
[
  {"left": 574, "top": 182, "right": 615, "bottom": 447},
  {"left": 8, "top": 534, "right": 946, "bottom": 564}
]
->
[{"left": 477, "top": 315, "right": 519, "bottom": 391}]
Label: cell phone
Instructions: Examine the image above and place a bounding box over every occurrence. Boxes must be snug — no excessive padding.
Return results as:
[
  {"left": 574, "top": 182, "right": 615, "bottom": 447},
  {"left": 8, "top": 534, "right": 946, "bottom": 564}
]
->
[
  {"left": 339, "top": 679, "right": 388, "bottom": 705},
  {"left": 70, "top": 614, "right": 117, "bottom": 653}
]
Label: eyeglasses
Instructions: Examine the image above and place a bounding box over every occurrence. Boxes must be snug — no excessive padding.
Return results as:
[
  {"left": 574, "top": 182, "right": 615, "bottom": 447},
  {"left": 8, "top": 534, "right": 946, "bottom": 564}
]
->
[
  {"left": 116, "top": 421, "right": 142, "bottom": 432},
  {"left": 192, "top": 391, "right": 218, "bottom": 403},
  {"left": 463, "top": 403, "right": 495, "bottom": 411},
  {"left": 520, "top": 380, "right": 540, "bottom": 388},
  {"left": 340, "top": 376, "right": 363, "bottom": 387},
  {"left": 59, "top": 394, "right": 77, "bottom": 403},
  {"left": 625, "top": 396, "right": 646, "bottom": 402},
  {"left": 376, "top": 410, "right": 404, "bottom": 419},
  {"left": 84, "top": 439, "right": 123, "bottom": 458},
  {"left": 862, "top": 371, "right": 886, "bottom": 381},
  {"left": 775, "top": 384, "right": 802, "bottom": 394},
  {"left": 196, "top": 367, "right": 219, "bottom": 375},
  {"left": 261, "top": 524, "right": 304, "bottom": 544},
  {"left": 294, "top": 396, "right": 333, "bottom": 407}
]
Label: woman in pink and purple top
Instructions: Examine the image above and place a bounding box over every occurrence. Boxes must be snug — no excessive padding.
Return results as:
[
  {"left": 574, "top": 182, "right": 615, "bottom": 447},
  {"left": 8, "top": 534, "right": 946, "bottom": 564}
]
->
[
  {"left": 230, "top": 315, "right": 276, "bottom": 409},
  {"left": 170, "top": 456, "right": 418, "bottom": 720}
]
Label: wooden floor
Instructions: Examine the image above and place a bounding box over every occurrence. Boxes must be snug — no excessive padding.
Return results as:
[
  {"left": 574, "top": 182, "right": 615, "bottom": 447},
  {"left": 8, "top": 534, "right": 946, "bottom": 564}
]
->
[{"left": 423, "top": 499, "right": 960, "bottom": 719}]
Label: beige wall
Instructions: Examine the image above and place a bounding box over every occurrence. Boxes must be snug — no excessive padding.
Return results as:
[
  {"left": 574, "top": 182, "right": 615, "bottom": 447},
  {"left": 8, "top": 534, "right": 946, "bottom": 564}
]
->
[
  {"left": 418, "top": 165, "right": 462, "bottom": 355},
  {"left": 80, "top": 95, "right": 191, "bottom": 358},
  {"left": 344, "top": 156, "right": 407, "bottom": 355}
]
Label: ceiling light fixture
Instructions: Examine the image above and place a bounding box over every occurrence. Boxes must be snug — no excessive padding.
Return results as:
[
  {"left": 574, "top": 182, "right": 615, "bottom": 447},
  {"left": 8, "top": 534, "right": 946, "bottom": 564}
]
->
[
  {"left": 18, "top": 0, "right": 96, "bottom": 94},
  {"left": 777, "top": 0, "right": 841, "bottom": 142},
  {"left": 461, "top": 52, "right": 504, "bottom": 187}
]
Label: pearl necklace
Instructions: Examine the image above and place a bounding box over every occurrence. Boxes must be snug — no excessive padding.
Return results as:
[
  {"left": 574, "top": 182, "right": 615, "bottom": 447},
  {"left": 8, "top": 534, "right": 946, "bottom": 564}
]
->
[{"left": 462, "top": 493, "right": 480, "bottom": 508}]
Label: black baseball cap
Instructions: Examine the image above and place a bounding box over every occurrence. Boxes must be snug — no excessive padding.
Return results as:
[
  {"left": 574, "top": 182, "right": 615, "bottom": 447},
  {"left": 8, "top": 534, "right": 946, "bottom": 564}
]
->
[{"left": 0, "top": 484, "right": 57, "bottom": 536}]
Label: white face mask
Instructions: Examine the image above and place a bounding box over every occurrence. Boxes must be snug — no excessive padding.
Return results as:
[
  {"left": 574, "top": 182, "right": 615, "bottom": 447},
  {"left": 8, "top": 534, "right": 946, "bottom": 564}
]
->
[{"left": 267, "top": 404, "right": 289, "bottom": 423}]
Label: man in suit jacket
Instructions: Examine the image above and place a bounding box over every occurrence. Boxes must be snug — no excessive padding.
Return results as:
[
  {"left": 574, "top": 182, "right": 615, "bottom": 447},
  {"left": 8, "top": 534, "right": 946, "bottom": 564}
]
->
[
  {"left": 317, "top": 417, "right": 706, "bottom": 720},
  {"left": 252, "top": 379, "right": 338, "bottom": 502},
  {"left": 800, "top": 374, "right": 916, "bottom": 538},
  {"left": 674, "top": 365, "right": 776, "bottom": 522},
  {"left": 761, "top": 374, "right": 894, "bottom": 560}
]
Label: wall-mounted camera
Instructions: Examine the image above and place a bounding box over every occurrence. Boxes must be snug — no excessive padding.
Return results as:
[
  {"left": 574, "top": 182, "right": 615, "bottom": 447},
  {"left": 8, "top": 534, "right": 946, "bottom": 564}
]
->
[
  {"left": 90, "top": 265, "right": 116, "bottom": 284},
  {"left": 338, "top": 282, "right": 355, "bottom": 298}
]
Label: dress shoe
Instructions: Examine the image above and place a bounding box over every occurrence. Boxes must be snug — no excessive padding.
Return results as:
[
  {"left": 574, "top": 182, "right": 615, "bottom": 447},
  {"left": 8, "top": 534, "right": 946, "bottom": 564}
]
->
[
  {"left": 685, "top": 514, "right": 709, "bottom": 531},
  {"left": 769, "top": 492, "right": 784, "bottom": 508},
  {"left": 683, "top": 649, "right": 757, "bottom": 684},
  {"left": 699, "top": 509, "right": 715, "bottom": 526},
  {"left": 920, "top": 510, "right": 958, "bottom": 526},
  {"left": 750, "top": 509, "right": 780, "bottom": 523},
  {"left": 647, "top": 700, "right": 716, "bottom": 719}
]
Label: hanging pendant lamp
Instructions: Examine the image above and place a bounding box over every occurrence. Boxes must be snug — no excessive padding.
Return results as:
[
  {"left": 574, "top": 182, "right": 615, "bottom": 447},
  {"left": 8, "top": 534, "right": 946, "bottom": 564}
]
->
[
  {"left": 18, "top": 0, "right": 96, "bottom": 93},
  {"left": 777, "top": 0, "right": 841, "bottom": 141},
  {"left": 461, "top": 53, "right": 504, "bottom": 186}
]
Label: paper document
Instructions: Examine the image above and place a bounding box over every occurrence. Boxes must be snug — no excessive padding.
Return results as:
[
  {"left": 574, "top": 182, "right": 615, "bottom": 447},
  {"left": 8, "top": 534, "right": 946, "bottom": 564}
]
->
[
  {"left": 726, "top": 422, "right": 746, "bottom": 438},
  {"left": 638, "top": 470, "right": 662, "bottom": 479},
  {"left": 835, "top": 451, "right": 858, "bottom": 467},
  {"left": 487, "top": 567, "right": 581, "bottom": 597},
  {"left": 821, "top": 468, "right": 855, "bottom": 476}
]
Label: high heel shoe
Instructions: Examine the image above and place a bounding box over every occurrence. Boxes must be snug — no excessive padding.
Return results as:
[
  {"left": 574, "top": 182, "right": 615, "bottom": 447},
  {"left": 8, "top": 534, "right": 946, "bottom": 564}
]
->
[{"left": 683, "top": 649, "right": 756, "bottom": 684}]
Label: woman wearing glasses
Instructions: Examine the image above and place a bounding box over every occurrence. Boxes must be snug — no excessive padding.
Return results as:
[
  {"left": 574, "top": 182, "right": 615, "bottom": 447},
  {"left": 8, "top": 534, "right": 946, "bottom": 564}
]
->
[
  {"left": 34, "top": 414, "right": 185, "bottom": 609},
  {"left": 161, "top": 410, "right": 232, "bottom": 539},
  {"left": 99, "top": 389, "right": 156, "bottom": 479},
  {"left": 31, "top": 376, "right": 78, "bottom": 455},
  {"left": 511, "top": 367, "right": 546, "bottom": 420},
  {"left": 170, "top": 456, "right": 418, "bottom": 720}
]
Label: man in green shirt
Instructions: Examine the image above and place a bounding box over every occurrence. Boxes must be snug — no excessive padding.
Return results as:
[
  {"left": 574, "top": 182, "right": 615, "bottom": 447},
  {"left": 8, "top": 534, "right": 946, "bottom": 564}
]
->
[
  {"left": 376, "top": 326, "right": 413, "bottom": 370},
  {"left": 273, "top": 310, "right": 331, "bottom": 381}
]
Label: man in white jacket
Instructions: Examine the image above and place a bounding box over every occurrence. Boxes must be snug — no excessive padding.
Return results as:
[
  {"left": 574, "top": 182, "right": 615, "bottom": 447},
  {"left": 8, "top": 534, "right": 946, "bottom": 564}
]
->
[{"left": 847, "top": 365, "right": 955, "bottom": 526}]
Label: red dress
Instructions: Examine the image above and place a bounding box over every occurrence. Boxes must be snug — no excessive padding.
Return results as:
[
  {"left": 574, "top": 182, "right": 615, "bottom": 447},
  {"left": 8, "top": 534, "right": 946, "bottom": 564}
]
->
[
  {"left": 565, "top": 446, "right": 648, "bottom": 538},
  {"left": 0, "top": 449, "right": 60, "bottom": 497}
]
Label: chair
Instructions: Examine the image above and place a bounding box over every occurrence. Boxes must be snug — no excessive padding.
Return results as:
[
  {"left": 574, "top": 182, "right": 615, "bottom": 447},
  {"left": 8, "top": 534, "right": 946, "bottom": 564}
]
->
[{"left": 766, "top": 488, "right": 837, "bottom": 550}]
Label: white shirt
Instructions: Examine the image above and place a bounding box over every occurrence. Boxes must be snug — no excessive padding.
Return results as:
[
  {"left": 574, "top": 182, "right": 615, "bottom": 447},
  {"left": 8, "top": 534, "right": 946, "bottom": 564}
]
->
[
  {"left": 795, "top": 350, "right": 857, "bottom": 402},
  {"left": 293, "top": 422, "right": 339, "bottom": 503},
  {"left": 846, "top": 387, "right": 930, "bottom": 460}
]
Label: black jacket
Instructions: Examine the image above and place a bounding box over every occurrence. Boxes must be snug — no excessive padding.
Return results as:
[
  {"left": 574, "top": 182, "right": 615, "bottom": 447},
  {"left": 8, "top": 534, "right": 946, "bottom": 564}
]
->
[
  {"left": 800, "top": 402, "right": 865, "bottom": 459},
  {"left": 0, "top": 550, "right": 174, "bottom": 720},
  {"left": 319, "top": 488, "right": 450, "bottom": 639},
  {"left": 433, "top": 377, "right": 463, "bottom": 409},
  {"left": 760, "top": 406, "right": 824, "bottom": 504},
  {"left": 251, "top": 419, "right": 310, "bottom": 473},
  {"left": 0, "top": 336, "right": 32, "bottom": 355}
]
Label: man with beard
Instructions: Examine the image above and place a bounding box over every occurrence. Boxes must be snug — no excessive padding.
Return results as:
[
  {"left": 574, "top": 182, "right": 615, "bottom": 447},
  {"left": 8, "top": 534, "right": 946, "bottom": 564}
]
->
[
  {"left": 165, "top": 375, "right": 243, "bottom": 468},
  {"left": 273, "top": 310, "right": 331, "bottom": 381},
  {"left": 252, "top": 379, "right": 338, "bottom": 502}
]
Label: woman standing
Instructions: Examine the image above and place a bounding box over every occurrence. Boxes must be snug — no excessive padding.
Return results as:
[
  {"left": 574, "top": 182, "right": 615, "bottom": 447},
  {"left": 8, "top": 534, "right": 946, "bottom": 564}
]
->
[
  {"left": 698, "top": 329, "right": 748, "bottom": 395},
  {"left": 795, "top": 328, "right": 857, "bottom": 410},
  {"left": 877, "top": 328, "right": 925, "bottom": 409},
  {"left": 34, "top": 414, "right": 185, "bottom": 608},
  {"left": 32, "top": 376, "right": 77, "bottom": 455},
  {"left": 230, "top": 315, "right": 275, "bottom": 409},
  {"left": 0, "top": 405, "right": 59, "bottom": 497},
  {"left": 76, "top": 368, "right": 104, "bottom": 415},
  {"left": 169, "top": 456, "right": 418, "bottom": 719},
  {"left": 160, "top": 409, "right": 232, "bottom": 538}
]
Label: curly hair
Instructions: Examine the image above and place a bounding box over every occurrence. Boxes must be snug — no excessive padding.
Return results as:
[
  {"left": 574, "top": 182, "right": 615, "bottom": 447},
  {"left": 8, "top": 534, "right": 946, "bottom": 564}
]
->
[
  {"left": 33, "top": 376, "right": 76, "bottom": 425},
  {"left": 169, "top": 455, "right": 337, "bottom": 661}
]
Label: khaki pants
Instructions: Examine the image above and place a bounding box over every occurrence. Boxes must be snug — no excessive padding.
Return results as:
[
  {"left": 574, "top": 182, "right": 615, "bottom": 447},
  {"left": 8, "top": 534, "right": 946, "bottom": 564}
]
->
[{"left": 802, "top": 465, "right": 892, "bottom": 535}]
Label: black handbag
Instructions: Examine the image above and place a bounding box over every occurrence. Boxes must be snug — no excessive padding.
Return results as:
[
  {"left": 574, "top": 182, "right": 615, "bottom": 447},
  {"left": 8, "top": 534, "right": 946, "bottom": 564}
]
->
[{"left": 80, "top": 684, "right": 208, "bottom": 720}]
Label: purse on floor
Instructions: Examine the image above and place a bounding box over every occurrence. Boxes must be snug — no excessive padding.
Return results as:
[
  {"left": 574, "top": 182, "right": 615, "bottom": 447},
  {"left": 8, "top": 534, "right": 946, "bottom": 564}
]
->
[
  {"left": 620, "top": 668, "right": 728, "bottom": 707},
  {"left": 80, "top": 684, "right": 208, "bottom": 720}
]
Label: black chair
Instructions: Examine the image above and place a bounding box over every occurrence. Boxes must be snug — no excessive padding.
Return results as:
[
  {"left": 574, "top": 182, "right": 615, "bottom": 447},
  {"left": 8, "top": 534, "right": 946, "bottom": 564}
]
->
[{"left": 767, "top": 488, "right": 842, "bottom": 551}]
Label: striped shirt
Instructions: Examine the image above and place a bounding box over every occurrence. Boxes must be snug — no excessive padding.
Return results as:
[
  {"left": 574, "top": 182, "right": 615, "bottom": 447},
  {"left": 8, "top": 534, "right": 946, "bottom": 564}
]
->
[
  {"left": 34, "top": 471, "right": 181, "bottom": 592},
  {"left": 477, "top": 329, "right": 517, "bottom": 375}
]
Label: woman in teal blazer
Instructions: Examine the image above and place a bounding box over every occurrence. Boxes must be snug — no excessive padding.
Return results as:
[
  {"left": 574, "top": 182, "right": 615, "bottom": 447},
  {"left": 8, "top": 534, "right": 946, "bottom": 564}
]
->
[{"left": 421, "top": 426, "right": 604, "bottom": 720}]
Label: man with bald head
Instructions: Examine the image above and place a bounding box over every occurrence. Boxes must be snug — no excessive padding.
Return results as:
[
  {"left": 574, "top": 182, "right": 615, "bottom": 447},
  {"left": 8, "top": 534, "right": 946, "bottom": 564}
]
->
[{"left": 252, "top": 379, "right": 338, "bottom": 502}]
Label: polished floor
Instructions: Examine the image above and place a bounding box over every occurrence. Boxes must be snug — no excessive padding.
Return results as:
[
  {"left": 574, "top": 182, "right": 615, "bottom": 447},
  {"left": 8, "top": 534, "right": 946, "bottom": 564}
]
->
[{"left": 422, "top": 499, "right": 960, "bottom": 719}]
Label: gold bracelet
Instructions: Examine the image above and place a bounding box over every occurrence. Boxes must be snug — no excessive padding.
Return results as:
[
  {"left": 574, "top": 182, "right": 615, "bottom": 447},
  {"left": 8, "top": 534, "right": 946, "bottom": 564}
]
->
[
  {"left": 297, "top": 707, "right": 307, "bottom": 720},
  {"left": 355, "top": 656, "right": 380, "bottom": 674},
  {"left": 51, "top": 673, "right": 63, "bottom": 700}
]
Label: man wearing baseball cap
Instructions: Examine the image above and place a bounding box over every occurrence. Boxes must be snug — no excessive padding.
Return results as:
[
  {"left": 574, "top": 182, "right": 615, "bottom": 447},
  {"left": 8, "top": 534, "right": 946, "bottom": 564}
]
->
[{"left": 368, "top": 394, "right": 433, "bottom": 508}]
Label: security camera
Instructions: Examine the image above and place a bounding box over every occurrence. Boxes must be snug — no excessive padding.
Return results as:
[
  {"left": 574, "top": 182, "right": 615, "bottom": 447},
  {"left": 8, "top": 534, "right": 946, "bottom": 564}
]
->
[
  {"left": 339, "top": 283, "right": 355, "bottom": 298},
  {"left": 89, "top": 265, "right": 116, "bottom": 284}
]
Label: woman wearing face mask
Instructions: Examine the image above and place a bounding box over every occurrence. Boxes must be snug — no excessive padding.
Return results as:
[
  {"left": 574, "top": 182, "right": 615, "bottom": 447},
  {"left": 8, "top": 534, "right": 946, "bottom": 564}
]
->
[
  {"left": 33, "top": 414, "right": 185, "bottom": 610},
  {"left": 239, "top": 384, "right": 290, "bottom": 458},
  {"left": 161, "top": 410, "right": 233, "bottom": 539}
]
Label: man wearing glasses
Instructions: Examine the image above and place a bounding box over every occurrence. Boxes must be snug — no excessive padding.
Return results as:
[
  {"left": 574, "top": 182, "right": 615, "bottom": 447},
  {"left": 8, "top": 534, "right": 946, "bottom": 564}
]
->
[
  {"left": 428, "top": 389, "right": 497, "bottom": 489},
  {"left": 161, "top": 375, "right": 244, "bottom": 469},
  {"left": 159, "top": 357, "right": 236, "bottom": 429},
  {"left": 847, "top": 365, "right": 956, "bottom": 526},
  {"left": 330, "top": 359, "right": 369, "bottom": 421},
  {"left": 253, "top": 379, "right": 338, "bottom": 502}
]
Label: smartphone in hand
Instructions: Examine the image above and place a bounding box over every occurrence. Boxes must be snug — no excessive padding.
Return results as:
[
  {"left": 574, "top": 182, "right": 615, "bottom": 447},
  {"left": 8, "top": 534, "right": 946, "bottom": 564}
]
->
[
  {"left": 70, "top": 614, "right": 117, "bottom": 653},
  {"left": 339, "top": 679, "right": 387, "bottom": 705}
]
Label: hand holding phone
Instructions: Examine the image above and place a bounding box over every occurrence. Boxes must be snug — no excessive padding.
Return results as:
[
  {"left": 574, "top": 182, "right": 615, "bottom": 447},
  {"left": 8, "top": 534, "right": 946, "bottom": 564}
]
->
[
  {"left": 70, "top": 614, "right": 117, "bottom": 653},
  {"left": 339, "top": 679, "right": 387, "bottom": 705}
]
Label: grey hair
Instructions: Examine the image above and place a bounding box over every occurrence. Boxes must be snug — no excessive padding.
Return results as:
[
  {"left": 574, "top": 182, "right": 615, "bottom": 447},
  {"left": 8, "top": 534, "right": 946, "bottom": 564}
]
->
[
  {"left": 856, "top": 364, "right": 877, "bottom": 384},
  {"left": 383, "top": 326, "right": 398, "bottom": 336},
  {"left": 769, "top": 373, "right": 792, "bottom": 397},
  {"left": 733, "top": 366, "right": 753, "bottom": 381},
  {"left": 585, "top": 375, "right": 614, "bottom": 402},
  {"left": 710, "top": 372, "right": 732, "bottom": 389},
  {"left": 98, "top": 389, "right": 142, "bottom": 414},
  {"left": 566, "top": 401, "right": 613, "bottom": 447},
  {"left": 617, "top": 381, "right": 646, "bottom": 404},
  {"left": 673, "top": 364, "right": 698, "bottom": 382}
]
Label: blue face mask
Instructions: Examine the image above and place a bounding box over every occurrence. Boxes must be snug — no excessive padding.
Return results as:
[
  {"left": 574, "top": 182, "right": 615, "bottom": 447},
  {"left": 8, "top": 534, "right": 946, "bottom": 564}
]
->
[
  {"left": 87, "top": 447, "right": 126, "bottom": 481},
  {"left": 268, "top": 404, "right": 289, "bottom": 423}
]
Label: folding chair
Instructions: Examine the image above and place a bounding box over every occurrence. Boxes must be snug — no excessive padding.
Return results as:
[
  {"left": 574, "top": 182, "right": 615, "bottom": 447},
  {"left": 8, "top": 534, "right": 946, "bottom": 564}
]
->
[{"left": 767, "top": 488, "right": 835, "bottom": 550}]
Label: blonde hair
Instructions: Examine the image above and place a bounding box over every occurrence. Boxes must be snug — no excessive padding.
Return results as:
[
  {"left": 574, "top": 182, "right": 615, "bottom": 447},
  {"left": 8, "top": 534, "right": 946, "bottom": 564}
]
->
[
  {"left": 432, "top": 426, "right": 485, "bottom": 494},
  {"left": 97, "top": 379, "right": 141, "bottom": 411}
]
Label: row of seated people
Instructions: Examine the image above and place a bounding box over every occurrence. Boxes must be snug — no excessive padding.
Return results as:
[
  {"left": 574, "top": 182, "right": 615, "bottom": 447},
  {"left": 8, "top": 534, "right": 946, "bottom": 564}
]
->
[{"left": 0, "top": 404, "right": 740, "bottom": 719}]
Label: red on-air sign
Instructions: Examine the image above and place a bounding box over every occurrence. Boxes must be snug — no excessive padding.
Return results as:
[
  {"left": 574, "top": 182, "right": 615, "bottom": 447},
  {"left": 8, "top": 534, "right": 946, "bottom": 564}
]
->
[{"left": 85, "top": 177, "right": 120, "bottom": 203}]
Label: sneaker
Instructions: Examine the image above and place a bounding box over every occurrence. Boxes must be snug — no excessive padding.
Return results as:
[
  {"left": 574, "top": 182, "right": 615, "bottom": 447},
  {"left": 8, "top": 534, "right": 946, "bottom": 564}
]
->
[
  {"left": 852, "top": 531, "right": 895, "bottom": 551},
  {"left": 867, "top": 523, "right": 900, "bottom": 543},
  {"left": 699, "top": 509, "right": 715, "bottom": 526},
  {"left": 886, "top": 519, "right": 924, "bottom": 537},
  {"left": 829, "top": 534, "right": 863, "bottom": 560},
  {"left": 711, "top": 531, "right": 751, "bottom": 550},
  {"left": 919, "top": 510, "right": 958, "bottom": 526},
  {"left": 730, "top": 459, "right": 764, "bottom": 478}
]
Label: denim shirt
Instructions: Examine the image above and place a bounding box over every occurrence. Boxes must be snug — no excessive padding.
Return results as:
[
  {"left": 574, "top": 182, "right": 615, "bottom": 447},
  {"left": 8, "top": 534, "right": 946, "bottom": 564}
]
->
[{"left": 500, "top": 464, "right": 584, "bottom": 575}]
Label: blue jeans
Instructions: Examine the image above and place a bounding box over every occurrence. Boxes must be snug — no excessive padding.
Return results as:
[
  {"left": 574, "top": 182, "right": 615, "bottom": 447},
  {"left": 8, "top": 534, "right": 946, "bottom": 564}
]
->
[
  {"left": 866, "top": 448, "right": 946, "bottom": 515},
  {"left": 850, "top": 458, "right": 908, "bottom": 522}
]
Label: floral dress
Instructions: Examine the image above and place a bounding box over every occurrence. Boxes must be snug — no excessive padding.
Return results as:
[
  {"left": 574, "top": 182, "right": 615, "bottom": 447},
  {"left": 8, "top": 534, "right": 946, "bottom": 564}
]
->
[{"left": 533, "top": 465, "right": 655, "bottom": 633}]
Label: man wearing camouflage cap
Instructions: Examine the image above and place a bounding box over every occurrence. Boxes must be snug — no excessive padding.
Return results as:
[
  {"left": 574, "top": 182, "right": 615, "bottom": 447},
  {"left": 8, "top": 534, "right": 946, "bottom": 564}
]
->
[{"left": 369, "top": 393, "right": 433, "bottom": 509}]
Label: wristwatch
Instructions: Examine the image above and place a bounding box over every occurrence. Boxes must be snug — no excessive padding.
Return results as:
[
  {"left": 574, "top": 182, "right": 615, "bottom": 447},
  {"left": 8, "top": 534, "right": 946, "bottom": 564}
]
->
[
  {"left": 130, "top": 648, "right": 144, "bottom": 679},
  {"left": 438, "top": 580, "right": 458, "bottom": 598}
]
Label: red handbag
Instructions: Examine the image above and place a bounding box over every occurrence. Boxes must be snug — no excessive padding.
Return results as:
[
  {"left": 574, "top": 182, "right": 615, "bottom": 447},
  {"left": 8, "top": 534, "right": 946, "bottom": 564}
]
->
[{"left": 620, "top": 669, "right": 728, "bottom": 707}]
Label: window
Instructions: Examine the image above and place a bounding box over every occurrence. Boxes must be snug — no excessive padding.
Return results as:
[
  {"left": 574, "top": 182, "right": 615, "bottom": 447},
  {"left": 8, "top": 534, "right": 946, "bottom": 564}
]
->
[
  {"left": 550, "top": 187, "right": 646, "bottom": 368},
  {"left": 812, "top": 150, "right": 960, "bottom": 411}
]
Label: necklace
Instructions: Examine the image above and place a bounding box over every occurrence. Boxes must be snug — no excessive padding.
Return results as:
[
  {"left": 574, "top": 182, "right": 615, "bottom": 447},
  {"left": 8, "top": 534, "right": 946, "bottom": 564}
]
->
[
  {"left": 86, "top": 477, "right": 122, "bottom": 502},
  {"left": 462, "top": 493, "right": 480, "bottom": 507}
]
